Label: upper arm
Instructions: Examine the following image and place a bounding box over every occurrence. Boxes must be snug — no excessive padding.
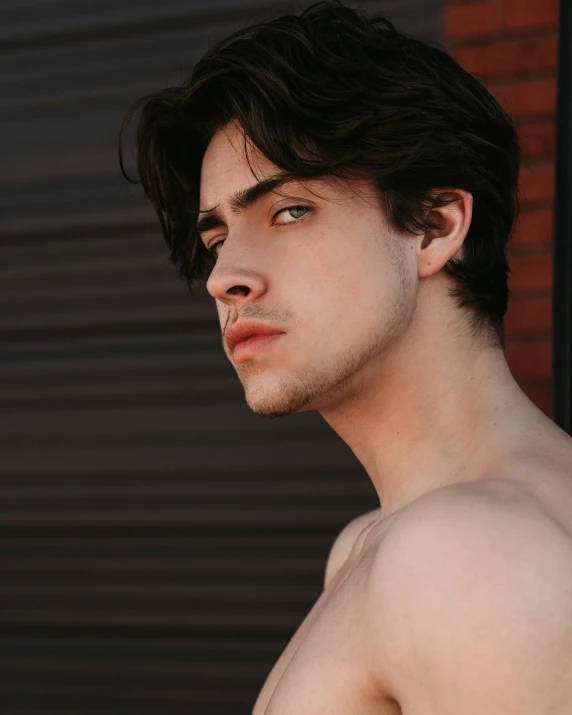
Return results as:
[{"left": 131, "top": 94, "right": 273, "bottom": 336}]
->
[
  {"left": 364, "top": 488, "right": 572, "bottom": 714},
  {"left": 324, "top": 508, "right": 380, "bottom": 590}
]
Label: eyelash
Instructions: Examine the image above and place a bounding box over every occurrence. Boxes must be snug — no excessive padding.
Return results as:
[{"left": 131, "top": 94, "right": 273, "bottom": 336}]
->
[{"left": 206, "top": 205, "right": 312, "bottom": 257}]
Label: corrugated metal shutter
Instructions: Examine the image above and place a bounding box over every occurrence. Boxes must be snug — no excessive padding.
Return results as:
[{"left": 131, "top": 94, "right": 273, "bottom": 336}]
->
[{"left": 0, "top": 1, "right": 442, "bottom": 712}]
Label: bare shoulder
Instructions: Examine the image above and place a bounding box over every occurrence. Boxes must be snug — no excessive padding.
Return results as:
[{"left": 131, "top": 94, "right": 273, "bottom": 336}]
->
[
  {"left": 364, "top": 480, "right": 572, "bottom": 671},
  {"left": 368, "top": 478, "right": 572, "bottom": 581},
  {"left": 323, "top": 507, "right": 381, "bottom": 589},
  {"left": 363, "top": 481, "right": 572, "bottom": 711}
]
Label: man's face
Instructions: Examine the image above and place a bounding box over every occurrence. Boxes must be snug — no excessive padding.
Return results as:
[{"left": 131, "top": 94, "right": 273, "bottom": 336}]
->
[{"left": 199, "top": 120, "right": 417, "bottom": 418}]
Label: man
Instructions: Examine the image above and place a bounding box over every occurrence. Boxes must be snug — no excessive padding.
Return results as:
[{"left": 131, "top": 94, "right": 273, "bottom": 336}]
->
[{"left": 120, "top": 1, "right": 572, "bottom": 712}]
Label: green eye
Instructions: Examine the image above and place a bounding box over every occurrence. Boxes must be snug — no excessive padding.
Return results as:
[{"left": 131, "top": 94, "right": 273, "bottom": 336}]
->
[
  {"left": 207, "top": 205, "right": 312, "bottom": 260},
  {"left": 274, "top": 205, "right": 311, "bottom": 223}
]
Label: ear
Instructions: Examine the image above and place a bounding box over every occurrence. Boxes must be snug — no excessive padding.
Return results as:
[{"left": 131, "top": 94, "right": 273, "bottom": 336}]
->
[{"left": 417, "top": 189, "right": 473, "bottom": 279}]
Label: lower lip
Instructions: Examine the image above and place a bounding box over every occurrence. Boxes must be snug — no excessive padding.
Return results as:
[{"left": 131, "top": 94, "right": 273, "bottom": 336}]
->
[{"left": 232, "top": 333, "right": 283, "bottom": 362}]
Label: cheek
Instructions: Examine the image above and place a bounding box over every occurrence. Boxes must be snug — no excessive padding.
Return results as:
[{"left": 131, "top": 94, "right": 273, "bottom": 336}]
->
[
  {"left": 320, "top": 238, "right": 394, "bottom": 307},
  {"left": 296, "top": 252, "right": 385, "bottom": 333},
  {"left": 330, "top": 248, "right": 409, "bottom": 336},
  {"left": 291, "top": 219, "right": 407, "bottom": 324}
]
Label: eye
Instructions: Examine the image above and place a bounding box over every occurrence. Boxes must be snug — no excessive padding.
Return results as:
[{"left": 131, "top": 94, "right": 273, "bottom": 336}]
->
[
  {"left": 206, "top": 205, "right": 312, "bottom": 259},
  {"left": 207, "top": 239, "right": 225, "bottom": 258},
  {"left": 272, "top": 205, "right": 312, "bottom": 225}
]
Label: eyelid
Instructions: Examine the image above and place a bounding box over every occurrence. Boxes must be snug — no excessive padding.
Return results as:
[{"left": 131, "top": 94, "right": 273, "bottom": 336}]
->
[
  {"left": 204, "top": 199, "right": 312, "bottom": 237},
  {"left": 206, "top": 203, "right": 313, "bottom": 255}
]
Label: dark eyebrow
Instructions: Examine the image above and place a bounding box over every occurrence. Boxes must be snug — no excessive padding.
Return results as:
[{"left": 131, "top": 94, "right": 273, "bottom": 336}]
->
[{"left": 196, "top": 173, "right": 297, "bottom": 237}]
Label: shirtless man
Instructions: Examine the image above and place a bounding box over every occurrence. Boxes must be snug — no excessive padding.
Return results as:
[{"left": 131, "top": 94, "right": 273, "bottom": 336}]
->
[{"left": 120, "top": 1, "right": 572, "bottom": 712}]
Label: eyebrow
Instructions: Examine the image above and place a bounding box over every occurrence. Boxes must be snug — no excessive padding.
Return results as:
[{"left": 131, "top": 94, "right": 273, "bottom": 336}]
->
[{"left": 196, "top": 174, "right": 299, "bottom": 237}]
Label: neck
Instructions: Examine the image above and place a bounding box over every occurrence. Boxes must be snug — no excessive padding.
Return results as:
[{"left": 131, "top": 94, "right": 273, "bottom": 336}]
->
[{"left": 319, "top": 315, "right": 543, "bottom": 521}]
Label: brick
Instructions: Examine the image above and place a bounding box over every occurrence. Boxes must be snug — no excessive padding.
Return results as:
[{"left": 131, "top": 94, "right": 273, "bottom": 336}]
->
[
  {"left": 445, "top": 1, "right": 501, "bottom": 41},
  {"left": 503, "top": 0, "right": 559, "bottom": 32},
  {"left": 508, "top": 253, "right": 552, "bottom": 292},
  {"left": 505, "top": 339, "right": 551, "bottom": 379},
  {"left": 505, "top": 296, "right": 552, "bottom": 332},
  {"left": 521, "top": 383, "right": 552, "bottom": 416},
  {"left": 453, "top": 35, "right": 557, "bottom": 80},
  {"left": 491, "top": 78, "right": 557, "bottom": 118},
  {"left": 510, "top": 208, "right": 553, "bottom": 247},
  {"left": 517, "top": 120, "right": 555, "bottom": 160},
  {"left": 519, "top": 164, "right": 555, "bottom": 206}
]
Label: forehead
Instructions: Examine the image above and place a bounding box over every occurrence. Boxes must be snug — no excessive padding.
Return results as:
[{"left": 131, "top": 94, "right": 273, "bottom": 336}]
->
[
  {"left": 199, "top": 121, "right": 276, "bottom": 209},
  {"left": 199, "top": 121, "right": 380, "bottom": 214}
]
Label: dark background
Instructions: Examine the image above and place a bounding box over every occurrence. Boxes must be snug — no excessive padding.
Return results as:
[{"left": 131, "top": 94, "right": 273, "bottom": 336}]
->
[{"left": 0, "top": 1, "right": 441, "bottom": 712}]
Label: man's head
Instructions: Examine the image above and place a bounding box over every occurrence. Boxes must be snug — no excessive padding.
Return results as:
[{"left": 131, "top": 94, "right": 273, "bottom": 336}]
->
[{"left": 120, "top": 0, "right": 520, "bottom": 418}]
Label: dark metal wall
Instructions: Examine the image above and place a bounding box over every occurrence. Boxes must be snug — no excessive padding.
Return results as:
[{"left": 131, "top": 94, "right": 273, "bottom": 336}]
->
[{"left": 0, "top": 1, "right": 441, "bottom": 712}]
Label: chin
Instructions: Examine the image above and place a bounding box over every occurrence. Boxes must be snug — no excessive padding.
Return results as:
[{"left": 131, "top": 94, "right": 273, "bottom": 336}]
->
[{"left": 242, "top": 377, "right": 317, "bottom": 419}]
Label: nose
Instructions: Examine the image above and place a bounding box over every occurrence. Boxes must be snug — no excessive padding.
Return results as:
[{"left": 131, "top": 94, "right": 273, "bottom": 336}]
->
[{"left": 205, "top": 250, "right": 269, "bottom": 307}]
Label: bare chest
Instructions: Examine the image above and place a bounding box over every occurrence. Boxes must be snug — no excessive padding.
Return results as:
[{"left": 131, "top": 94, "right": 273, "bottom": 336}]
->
[
  {"left": 253, "top": 459, "right": 572, "bottom": 715},
  {"left": 253, "top": 554, "right": 398, "bottom": 715}
]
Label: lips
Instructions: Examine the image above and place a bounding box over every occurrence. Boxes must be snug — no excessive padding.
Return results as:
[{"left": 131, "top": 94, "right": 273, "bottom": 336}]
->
[{"left": 225, "top": 321, "right": 285, "bottom": 353}]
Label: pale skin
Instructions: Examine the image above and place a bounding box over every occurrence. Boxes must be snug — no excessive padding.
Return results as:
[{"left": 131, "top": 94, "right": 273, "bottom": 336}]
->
[{"left": 198, "top": 119, "right": 572, "bottom": 714}]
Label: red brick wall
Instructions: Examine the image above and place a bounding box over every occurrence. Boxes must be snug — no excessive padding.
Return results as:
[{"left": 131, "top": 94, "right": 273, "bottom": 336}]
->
[{"left": 444, "top": 0, "right": 559, "bottom": 416}]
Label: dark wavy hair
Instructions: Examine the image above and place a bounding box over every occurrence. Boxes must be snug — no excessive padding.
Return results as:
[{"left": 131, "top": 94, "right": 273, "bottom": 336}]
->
[{"left": 119, "top": 0, "right": 520, "bottom": 349}]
